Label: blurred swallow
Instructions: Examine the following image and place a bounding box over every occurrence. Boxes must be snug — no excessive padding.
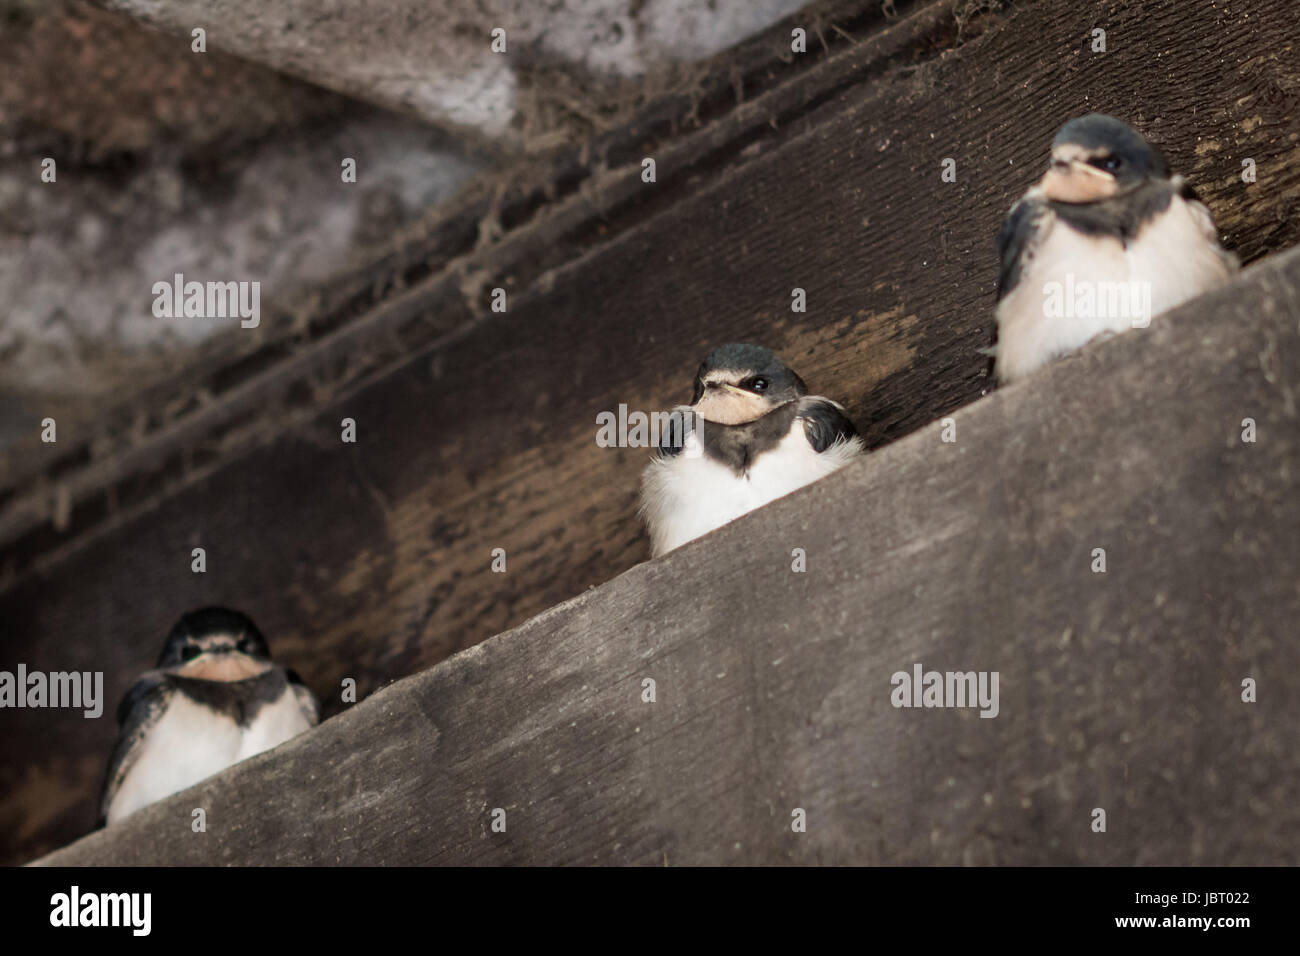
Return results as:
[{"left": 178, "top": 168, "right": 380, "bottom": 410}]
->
[{"left": 100, "top": 607, "right": 318, "bottom": 825}]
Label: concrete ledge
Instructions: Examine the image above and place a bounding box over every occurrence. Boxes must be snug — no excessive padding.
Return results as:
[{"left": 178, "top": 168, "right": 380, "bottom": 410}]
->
[{"left": 37, "top": 247, "right": 1300, "bottom": 865}]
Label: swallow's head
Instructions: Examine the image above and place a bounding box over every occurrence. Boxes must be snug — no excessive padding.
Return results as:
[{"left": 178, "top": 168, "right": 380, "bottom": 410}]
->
[
  {"left": 1040, "top": 114, "right": 1169, "bottom": 204},
  {"left": 689, "top": 343, "right": 807, "bottom": 425},
  {"left": 157, "top": 606, "right": 272, "bottom": 676}
]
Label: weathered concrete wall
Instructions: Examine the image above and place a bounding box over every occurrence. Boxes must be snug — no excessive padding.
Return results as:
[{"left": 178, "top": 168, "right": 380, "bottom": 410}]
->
[
  {"left": 37, "top": 245, "right": 1300, "bottom": 865},
  {"left": 95, "top": 0, "right": 810, "bottom": 147},
  {"left": 0, "top": 1, "right": 476, "bottom": 457}
]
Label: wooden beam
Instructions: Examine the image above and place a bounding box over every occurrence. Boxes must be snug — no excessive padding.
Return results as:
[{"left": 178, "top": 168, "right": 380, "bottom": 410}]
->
[
  {"left": 6, "top": 0, "right": 1300, "bottom": 863},
  {"left": 36, "top": 246, "right": 1300, "bottom": 865}
]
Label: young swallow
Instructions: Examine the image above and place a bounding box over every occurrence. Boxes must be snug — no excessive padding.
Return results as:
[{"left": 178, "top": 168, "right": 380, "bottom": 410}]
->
[
  {"left": 100, "top": 607, "right": 319, "bottom": 826},
  {"left": 640, "top": 343, "right": 865, "bottom": 556},
  {"left": 993, "top": 113, "right": 1238, "bottom": 383}
]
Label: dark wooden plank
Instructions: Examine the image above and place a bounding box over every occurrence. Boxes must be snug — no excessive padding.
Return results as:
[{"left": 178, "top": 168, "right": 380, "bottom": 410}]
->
[
  {"left": 6, "top": 0, "right": 1300, "bottom": 863},
  {"left": 36, "top": 245, "right": 1300, "bottom": 865}
]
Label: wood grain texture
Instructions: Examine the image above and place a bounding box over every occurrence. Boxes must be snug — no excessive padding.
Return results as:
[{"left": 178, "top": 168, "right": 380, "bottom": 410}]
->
[
  {"left": 37, "top": 245, "right": 1300, "bottom": 866},
  {"left": 5, "top": 0, "right": 1300, "bottom": 863}
]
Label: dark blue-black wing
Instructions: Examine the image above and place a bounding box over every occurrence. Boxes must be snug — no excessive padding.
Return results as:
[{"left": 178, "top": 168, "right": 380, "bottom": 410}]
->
[
  {"left": 654, "top": 406, "right": 698, "bottom": 458},
  {"left": 996, "top": 195, "right": 1047, "bottom": 302},
  {"left": 98, "top": 671, "right": 172, "bottom": 826},
  {"left": 285, "top": 667, "right": 320, "bottom": 725},
  {"left": 798, "top": 398, "right": 859, "bottom": 453}
]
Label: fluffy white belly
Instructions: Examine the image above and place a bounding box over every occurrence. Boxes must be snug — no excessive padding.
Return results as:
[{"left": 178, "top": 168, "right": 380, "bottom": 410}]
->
[
  {"left": 641, "top": 427, "right": 862, "bottom": 556},
  {"left": 996, "top": 196, "right": 1235, "bottom": 382},
  {"left": 107, "top": 691, "right": 313, "bottom": 824}
]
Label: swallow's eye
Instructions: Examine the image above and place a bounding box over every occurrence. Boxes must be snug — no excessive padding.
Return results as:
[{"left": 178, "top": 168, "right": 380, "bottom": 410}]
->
[
  {"left": 750, "top": 378, "right": 769, "bottom": 392},
  {"left": 181, "top": 645, "right": 201, "bottom": 661},
  {"left": 1090, "top": 154, "right": 1122, "bottom": 172}
]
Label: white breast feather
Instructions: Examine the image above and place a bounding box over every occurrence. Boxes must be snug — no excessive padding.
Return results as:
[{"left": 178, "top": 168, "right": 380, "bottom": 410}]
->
[
  {"left": 996, "top": 192, "right": 1237, "bottom": 382},
  {"left": 106, "top": 690, "right": 315, "bottom": 824},
  {"left": 640, "top": 421, "right": 863, "bottom": 557}
]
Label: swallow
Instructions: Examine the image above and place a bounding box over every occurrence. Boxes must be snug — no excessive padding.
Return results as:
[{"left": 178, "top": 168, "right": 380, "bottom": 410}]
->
[
  {"left": 99, "top": 606, "right": 319, "bottom": 826},
  {"left": 640, "top": 343, "right": 865, "bottom": 556},
  {"left": 992, "top": 113, "right": 1238, "bottom": 383}
]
